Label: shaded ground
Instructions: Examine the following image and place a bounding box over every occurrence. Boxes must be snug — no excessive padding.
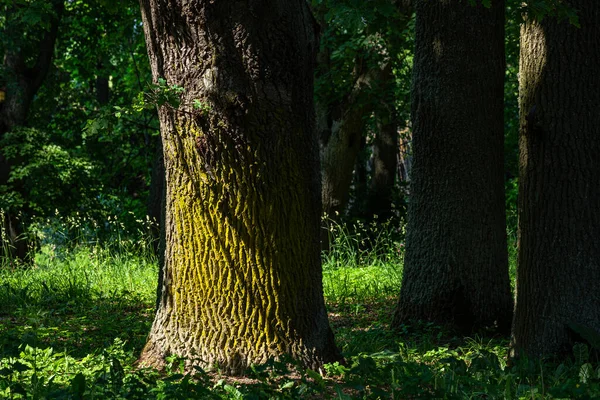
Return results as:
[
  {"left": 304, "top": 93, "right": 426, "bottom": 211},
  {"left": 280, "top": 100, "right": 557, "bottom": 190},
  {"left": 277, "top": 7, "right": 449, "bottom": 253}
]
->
[{"left": 0, "top": 286, "right": 153, "bottom": 359}]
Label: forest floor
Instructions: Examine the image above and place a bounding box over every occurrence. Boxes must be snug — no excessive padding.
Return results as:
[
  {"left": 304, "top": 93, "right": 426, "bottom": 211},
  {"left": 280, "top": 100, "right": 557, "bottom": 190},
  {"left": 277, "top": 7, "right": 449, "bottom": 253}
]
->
[{"left": 0, "top": 226, "right": 599, "bottom": 399}]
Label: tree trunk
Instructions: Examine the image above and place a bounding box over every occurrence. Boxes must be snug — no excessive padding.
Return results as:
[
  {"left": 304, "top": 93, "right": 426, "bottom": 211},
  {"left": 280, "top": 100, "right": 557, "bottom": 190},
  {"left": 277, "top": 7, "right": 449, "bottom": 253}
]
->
[
  {"left": 367, "top": 65, "right": 398, "bottom": 220},
  {"left": 137, "top": 0, "right": 340, "bottom": 374},
  {"left": 349, "top": 133, "right": 368, "bottom": 217},
  {"left": 96, "top": 60, "right": 110, "bottom": 105},
  {"left": 147, "top": 136, "right": 165, "bottom": 255},
  {"left": 366, "top": 119, "right": 398, "bottom": 220},
  {"left": 0, "top": 0, "right": 64, "bottom": 262},
  {"left": 320, "top": 65, "right": 380, "bottom": 219},
  {"left": 511, "top": 1, "right": 600, "bottom": 359},
  {"left": 392, "top": 0, "right": 513, "bottom": 333},
  {"left": 147, "top": 136, "right": 165, "bottom": 308},
  {"left": 397, "top": 127, "right": 412, "bottom": 184}
]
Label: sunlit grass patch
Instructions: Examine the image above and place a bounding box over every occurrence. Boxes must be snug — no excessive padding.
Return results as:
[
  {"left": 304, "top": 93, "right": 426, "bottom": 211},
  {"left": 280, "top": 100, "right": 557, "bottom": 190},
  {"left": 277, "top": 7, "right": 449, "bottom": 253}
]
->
[{"left": 1, "top": 216, "right": 599, "bottom": 398}]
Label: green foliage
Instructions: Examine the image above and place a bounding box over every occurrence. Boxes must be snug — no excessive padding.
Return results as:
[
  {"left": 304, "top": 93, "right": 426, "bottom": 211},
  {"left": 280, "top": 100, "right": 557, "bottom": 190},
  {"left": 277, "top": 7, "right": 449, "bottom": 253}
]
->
[
  {"left": 1, "top": 0, "right": 158, "bottom": 231},
  {"left": 0, "top": 127, "right": 100, "bottom": 215},
  {"left": 523, "top": 0, "right": 580, "bottom": 27},
  {"left": 0, "top": 0, "right": 58, "bottom": 60},
  {"left": 132, "top": 78, "right": 185, "bottom": 112},
  {"left": 0, "top": 220, "right": 599, "bottom": 398},
  {"left": 505, "top": 0, "right": 521, "bottom": 179},
  {"left": 312, "top": 0, "right": 413, "bottom": 119}
]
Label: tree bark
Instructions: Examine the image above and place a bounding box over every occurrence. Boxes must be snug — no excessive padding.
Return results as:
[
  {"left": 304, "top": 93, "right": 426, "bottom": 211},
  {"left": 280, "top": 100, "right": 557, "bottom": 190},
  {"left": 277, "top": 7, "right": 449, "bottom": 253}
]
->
[
  {"left": 511, "top": 1, "right": 600, "bottom": 359},
  {"left": 137, "top": 0, "right": 340, "bottom": 374},
  {"left": 392, "top": 0, "right": 513, "bottom": 333}
]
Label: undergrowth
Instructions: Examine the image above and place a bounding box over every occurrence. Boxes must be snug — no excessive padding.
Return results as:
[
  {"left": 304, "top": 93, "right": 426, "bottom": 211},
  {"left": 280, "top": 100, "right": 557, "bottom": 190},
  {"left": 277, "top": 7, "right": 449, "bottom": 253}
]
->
[{"left": 0, "top": 216, "right": 599, "bottom": 398}]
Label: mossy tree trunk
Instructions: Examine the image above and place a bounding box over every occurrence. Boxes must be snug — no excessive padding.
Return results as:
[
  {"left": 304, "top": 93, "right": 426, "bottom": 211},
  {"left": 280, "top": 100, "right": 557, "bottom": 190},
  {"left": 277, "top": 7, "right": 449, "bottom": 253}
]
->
[
  {"left": 392, "top": 0, "right": 513, "bottom": 333},
  {"left": 511, "top": 1, "right": 600, "bottom": 359},
  {"left": 137, "top": 0, "right": 340, "bottom": 374}
]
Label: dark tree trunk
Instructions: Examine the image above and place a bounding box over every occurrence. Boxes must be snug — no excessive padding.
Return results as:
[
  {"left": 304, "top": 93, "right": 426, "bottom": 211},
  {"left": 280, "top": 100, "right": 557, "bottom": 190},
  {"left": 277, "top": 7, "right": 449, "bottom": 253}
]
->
[
  {"left": 147, "top": 136, "right": 165, "bottom": 309},
  {"left": 367, "top": 65, "right": 398, "bottom": 220},
  {"left": 349, "top": 133, "right": 368, "bottom": 216},
  {"left": 137, "top": 0, "right": 340, "bottom": 374},
  {"left": 366, "top": 119, "right": 398, "bottom": 220},
  {"left": 147, "top": 136, "right": 165, "bottom": 255},
  {"left": 511, "top": 1, "right": 600, "bottom": 360},
  {"left": 96, "top": 58, "right": 110, "bottom": 105},
  {"left": 392, "top": 0, "right": 513, "bottom": 333},
  {"left": 0, "top": 0, "right": 64, "bottom": 263}
]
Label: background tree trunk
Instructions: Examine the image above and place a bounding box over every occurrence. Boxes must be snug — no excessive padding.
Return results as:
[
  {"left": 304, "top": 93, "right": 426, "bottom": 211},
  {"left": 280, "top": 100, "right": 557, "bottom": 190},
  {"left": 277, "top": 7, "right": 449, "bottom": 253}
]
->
[
  {"left": 366, "top": 65, "right": 398, "bottom": 220},
  {"left": 320, "top": 64, "right": 381, "bottom": 219},
  {"left": 137, "top": 0, "right": 340, "bottom": 374},
  {"left": 0, "top": 0, "right": 64, "bottom": 262},
  {"left": 392, "top": 0, "right": 513, "bottom": 333},
  {"left": 511, "top": 1, "right": 600, "bottom": 359},
  {"left": 147, "top": 136, "right": 165, "bottom": 308}
]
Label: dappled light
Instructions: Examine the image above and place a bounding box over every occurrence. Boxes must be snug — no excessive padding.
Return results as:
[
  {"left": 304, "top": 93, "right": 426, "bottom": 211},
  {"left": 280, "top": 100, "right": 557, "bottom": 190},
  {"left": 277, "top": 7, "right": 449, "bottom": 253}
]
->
[{"left": 1, "top": 0, "right": 599, "bottom": 398}]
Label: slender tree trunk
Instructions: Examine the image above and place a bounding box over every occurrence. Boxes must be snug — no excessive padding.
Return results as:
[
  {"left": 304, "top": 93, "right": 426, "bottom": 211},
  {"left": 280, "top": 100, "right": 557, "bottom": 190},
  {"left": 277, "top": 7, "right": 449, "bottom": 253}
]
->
[
  {"left": 511, "top": 1, "right": 600, "bottom": 359},
  {"left": 147, "top": 137, "right": 164, "bottom": 254},
  {"left": 366, "top": 120, "right": 397, "bottom": 220},
  {"left": 392, "top": 0, "right": 513, "bottom": 333},
  {"left": 96, "top": 60, "right": 110, "bottom": 105},
  {"left": 397, "top": 128, "right": 412, "bottom": 184},
  {"left": 349, "top": 133, "right": 368, "bottom": 216},
  {"left": 367, "top": 65, "right": 398, "bottom": 220},
  {"left": 137, "top": 0, "right": 340, "bottom": 374},
  {"left": 147, "top": 136, "right": 165, "bottom": 308},
  {"left": 0, "top": 0, "right": 64, "bottom": 262}
]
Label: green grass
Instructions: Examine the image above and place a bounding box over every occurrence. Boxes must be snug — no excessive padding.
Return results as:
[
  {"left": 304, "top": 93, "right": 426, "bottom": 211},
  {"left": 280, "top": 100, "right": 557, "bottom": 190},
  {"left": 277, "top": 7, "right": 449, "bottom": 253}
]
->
[{"left": 0, "top": 219, "right": 599, "bottom": 399}]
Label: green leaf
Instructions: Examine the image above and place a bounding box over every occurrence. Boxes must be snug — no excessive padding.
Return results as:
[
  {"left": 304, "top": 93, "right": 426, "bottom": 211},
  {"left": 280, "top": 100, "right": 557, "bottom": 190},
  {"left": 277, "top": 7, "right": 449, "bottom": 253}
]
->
[
  {"left": 572, "top": 343, "right": 589, "bottom": 366},
  {"left": 280, "top": 381, "right": 295, "bottom": 390},
  {"left": 305, "top": 368, "right": 325, "bottom": 387},
  {"left": 580, "top": 363, "right": 594, "bottom": 384}
]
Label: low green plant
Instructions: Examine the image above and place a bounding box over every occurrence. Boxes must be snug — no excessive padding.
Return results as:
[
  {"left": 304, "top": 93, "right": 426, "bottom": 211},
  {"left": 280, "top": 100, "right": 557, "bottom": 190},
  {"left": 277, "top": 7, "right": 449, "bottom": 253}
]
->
[
  {"left": 1, "top": 217, "right": 599, "bottom": 398},
  {"left": 322, "top": 216, "right": 403, "bottom": 307}
]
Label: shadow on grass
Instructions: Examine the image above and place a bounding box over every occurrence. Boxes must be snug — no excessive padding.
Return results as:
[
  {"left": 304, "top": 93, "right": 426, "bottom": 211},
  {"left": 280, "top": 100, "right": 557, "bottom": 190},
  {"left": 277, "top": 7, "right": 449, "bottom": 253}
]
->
[{"left": 0, "top": 282, "right": 153, "bottom": 359}]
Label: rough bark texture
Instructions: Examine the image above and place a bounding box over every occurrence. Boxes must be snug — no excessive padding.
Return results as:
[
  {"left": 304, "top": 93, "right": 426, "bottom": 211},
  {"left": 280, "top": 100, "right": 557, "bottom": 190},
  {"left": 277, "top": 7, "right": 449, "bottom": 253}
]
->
[
  {"left": 0, "top": 0, "right": 64, "bottom": 262},
  {"left": 137, "top": 0, "right": 340, "bottom": 374},
  {"left": 392, "top": 0, "right": 513, "bottom": 333},
  {"left": 511, "top": 1, "right": 600, "bottom": 359}
]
